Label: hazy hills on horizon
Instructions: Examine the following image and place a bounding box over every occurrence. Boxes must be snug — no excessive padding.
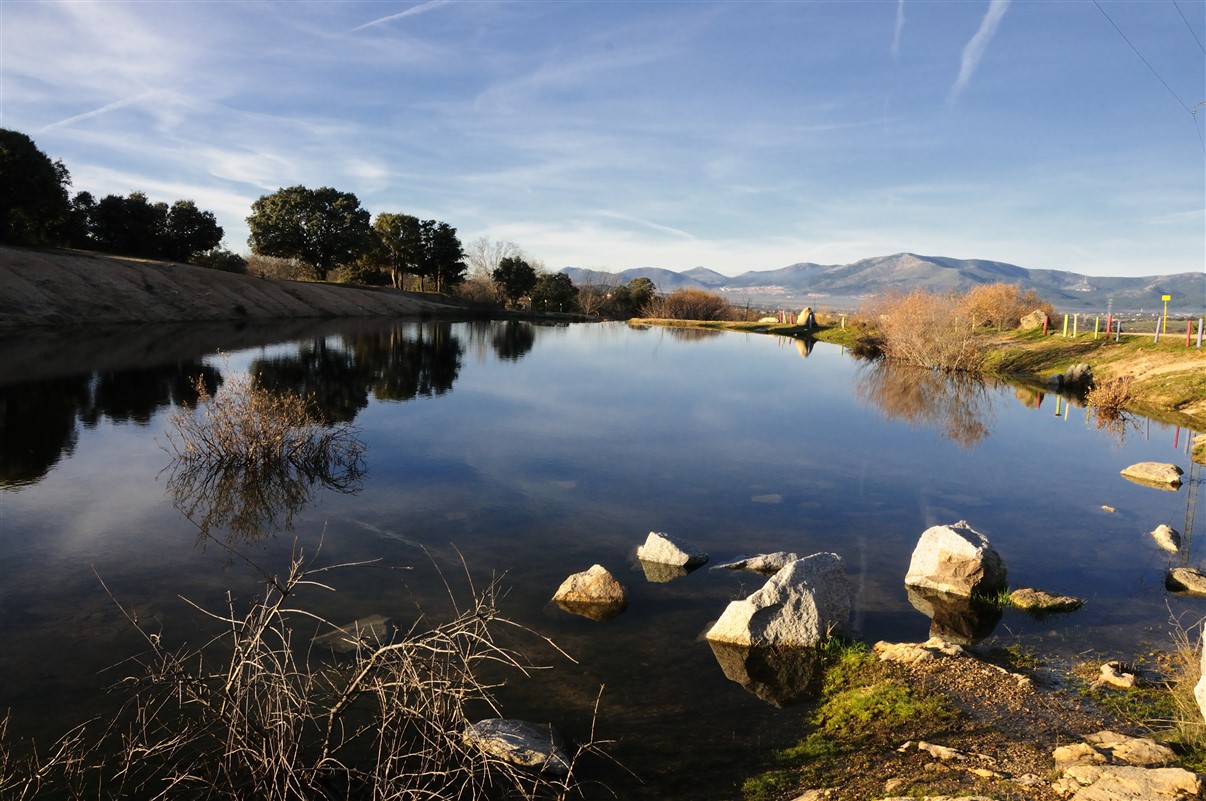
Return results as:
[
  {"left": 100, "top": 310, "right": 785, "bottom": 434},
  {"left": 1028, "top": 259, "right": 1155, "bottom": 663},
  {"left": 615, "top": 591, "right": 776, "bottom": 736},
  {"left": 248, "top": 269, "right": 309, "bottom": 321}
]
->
[{"left": 561, "top": 253, "right": 1204, "bottom": 313}]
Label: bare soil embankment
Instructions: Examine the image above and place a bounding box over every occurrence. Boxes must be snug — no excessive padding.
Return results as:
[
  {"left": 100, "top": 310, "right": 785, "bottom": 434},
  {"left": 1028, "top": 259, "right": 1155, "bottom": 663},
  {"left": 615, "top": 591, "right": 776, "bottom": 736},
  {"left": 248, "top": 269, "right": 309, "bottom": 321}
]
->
[{"left": 0, "top": 245, "right": 465, "bottom": 329}]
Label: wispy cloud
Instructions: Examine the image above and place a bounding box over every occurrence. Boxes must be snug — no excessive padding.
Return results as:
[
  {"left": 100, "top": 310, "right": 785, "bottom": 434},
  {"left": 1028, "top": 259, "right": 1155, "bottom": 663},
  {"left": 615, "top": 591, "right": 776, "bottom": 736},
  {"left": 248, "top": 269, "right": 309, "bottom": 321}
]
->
[
  {"left": 948, "top": 0, "right": 1011, "bottom": 105},
  {"left": 38, "top": 92, "right": 156, "bottom": 132},
  {"left": 347, "top": 0, "right": 450, "bottom": 34},
  {"left": 594, "top": 211, "right": 697, "bottom": 241},
  {"left": 890, "top": 0, "right": 905, "bottom": 59}
]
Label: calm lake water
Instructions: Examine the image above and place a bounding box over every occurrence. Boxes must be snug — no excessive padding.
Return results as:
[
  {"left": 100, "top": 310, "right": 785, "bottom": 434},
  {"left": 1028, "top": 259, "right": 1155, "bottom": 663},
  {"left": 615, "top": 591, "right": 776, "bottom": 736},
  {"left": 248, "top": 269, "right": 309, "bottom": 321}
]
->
[{"left": 0, "top": 319, "right": 1200, "bottom": 799}]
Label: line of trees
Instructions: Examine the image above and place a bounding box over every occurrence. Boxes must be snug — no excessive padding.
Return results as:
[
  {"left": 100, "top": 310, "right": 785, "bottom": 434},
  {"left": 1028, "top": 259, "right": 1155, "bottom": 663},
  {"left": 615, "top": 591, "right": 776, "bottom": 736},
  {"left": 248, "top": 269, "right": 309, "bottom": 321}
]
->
[
  {"left": 2, "top": 127, "right": 698, "bottom": 317},
  {"left": 1, "top": 128, "right": 232, "bottom": 266}
]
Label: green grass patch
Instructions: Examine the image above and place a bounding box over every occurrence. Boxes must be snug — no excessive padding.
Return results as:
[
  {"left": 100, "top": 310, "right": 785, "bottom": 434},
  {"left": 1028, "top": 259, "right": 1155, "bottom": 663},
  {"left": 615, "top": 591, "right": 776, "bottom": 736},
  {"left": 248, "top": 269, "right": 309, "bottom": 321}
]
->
[{"left": 741, "top": 640, "right": 957, "bottom": 800}]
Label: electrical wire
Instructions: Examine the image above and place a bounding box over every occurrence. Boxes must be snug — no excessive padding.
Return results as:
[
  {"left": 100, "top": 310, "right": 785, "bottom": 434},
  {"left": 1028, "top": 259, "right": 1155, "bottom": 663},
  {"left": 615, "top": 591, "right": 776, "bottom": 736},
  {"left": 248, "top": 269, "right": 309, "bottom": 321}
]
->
[
  {"left": 1172, "top": 0, "right": 1205, "bottom": 54},
  {"left": 1092, "top": 0, "right": 1204, "bottom": 149}
]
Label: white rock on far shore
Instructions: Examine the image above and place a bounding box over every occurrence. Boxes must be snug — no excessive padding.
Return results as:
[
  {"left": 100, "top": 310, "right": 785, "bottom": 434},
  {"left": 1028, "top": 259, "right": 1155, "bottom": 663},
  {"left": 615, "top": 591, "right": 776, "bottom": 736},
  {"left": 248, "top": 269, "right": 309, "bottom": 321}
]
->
[{"left": 636, "top": 531, "right": 708, "bottom": 567}]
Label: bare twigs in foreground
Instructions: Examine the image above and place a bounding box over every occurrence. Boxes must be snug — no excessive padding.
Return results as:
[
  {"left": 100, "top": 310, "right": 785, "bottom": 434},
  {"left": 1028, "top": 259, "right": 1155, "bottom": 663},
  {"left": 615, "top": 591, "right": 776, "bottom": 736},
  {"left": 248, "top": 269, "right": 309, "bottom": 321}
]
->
[{"left": 1, "top": 555, "right": 602, "bottom": 800}]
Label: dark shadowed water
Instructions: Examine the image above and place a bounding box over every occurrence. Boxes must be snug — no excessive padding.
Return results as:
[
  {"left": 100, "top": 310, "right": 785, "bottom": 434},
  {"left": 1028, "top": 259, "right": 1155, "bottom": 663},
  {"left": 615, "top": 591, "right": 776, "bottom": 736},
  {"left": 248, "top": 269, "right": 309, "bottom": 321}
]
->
[{"left": 0, "top": 320, "right": 1200, "bottom": 799}]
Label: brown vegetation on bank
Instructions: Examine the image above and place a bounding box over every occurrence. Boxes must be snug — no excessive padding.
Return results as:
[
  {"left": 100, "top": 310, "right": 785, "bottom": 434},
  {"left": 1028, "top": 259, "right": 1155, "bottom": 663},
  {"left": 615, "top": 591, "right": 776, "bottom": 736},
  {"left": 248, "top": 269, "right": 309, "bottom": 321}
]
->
[{"left": 0, "top": 245, "right": 464, "bottom": 329}]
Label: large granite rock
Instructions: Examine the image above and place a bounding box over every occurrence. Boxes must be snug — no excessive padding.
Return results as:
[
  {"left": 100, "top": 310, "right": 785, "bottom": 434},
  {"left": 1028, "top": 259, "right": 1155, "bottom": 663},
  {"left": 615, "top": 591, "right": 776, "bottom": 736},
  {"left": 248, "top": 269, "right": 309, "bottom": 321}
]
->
[
  {"left": 462, "top": 718, "right": 569, "bottom": 775},
  {"left": 1120, "top": 462, "right": 1184, "bottom": 490},
  {"left": 705, "top": 552, "right": 850, "bottom": 647},
  {"left": 904, "top": 521, "right": 1007, "bottom": 598},
  {"left": 1020, "top": 309, "right": 1048, "bottom": 330},
  {"left": 636, "top": 531, "right": 708, "bottom": 567}
]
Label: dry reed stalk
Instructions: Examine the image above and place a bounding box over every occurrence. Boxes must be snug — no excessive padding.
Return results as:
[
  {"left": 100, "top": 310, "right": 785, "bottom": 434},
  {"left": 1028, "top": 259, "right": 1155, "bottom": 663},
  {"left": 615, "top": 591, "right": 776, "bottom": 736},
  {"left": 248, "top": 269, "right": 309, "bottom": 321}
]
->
[{"left": 1, "top": 554, "right": 604, "bottom": 800}]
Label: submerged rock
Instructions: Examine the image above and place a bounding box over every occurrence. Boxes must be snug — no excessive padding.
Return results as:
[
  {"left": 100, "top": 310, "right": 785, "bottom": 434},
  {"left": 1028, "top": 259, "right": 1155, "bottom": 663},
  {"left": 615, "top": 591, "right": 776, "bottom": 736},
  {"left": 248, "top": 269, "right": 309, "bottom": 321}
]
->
[
  {"left": 711, "top": 552, "right": 800, "bottom": 574},
  {"left": 904, "top": 520, "right": 1007, "bottom": 598},
  {"left": 462, "top": 719, "right": 569, "bottom": 775},
  {"left": 1009, "top": 587, "right": 1084, "bottom": 613},
  {"left": 312, "top": 614, "right": 396, "bottom": 654},
  {"left": 705, "top": 552, "right": 850, "bottom": 647}
]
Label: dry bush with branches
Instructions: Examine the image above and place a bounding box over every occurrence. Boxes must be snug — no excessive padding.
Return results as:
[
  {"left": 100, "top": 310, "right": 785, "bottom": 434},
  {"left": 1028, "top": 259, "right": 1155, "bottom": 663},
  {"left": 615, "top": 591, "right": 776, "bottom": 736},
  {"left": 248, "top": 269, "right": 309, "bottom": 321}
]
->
[
  {"left": 164, "top": 374, "right": 365, "bottom": 480},
  {"left": 246, "top": 254, "right": 312, "bottom": 281},
  {"left": 642, "top": 288, "right": 732, "bottom": 321},
  {"left": 0, "top": 554, "right": 603, "bottom": 800},
  {"left": 859, "top": 289, "right": 983, "bottom": 372},
  {"left": 1087, "top": 375, "right": 1134, "bottom": 417},
  {"left": 956, "top": 283, "right": 1054, "bottom": 331},
  {"left": 162, "top": 372, "right": 366, "bottom": 546}
]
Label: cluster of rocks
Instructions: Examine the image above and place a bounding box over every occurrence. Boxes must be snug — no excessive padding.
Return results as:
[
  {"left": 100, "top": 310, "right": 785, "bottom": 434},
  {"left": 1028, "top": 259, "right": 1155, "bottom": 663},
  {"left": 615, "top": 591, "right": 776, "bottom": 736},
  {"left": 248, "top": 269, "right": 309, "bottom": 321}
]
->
[
  {"left": 1119, "top": 461, "right": 1206, "bottom": 599},
  {"left": 790, "top": 729, "right": 1202, "bottom": 801}
]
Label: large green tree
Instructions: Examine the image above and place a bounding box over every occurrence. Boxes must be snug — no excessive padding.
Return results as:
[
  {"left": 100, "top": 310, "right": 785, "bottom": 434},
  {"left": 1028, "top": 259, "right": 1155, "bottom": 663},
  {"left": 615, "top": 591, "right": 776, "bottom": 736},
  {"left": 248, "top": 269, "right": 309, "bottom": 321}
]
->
[
  {"left": 531, "top": 272, "right": 578, "bottom": 312},
  {"left": 246, "top": 186, "right": 371, "bottom": 281},
  {"left": 419, "top": 220, "right": 466, "bottom": 293},
  {"left": 90, "top": 192, "right": 168, "bottom": 257},
  {"left": 372, "top": 212, "right": 423, "bottom": 289},
  {"left": 492, "top": 256, "right": 538, "bottom": 308},
  {"left": 0, "top": 129, "right": 71, "bottom": 245},
  {"left": 163, "top": 200, "right": 223, "bottom": 262}
]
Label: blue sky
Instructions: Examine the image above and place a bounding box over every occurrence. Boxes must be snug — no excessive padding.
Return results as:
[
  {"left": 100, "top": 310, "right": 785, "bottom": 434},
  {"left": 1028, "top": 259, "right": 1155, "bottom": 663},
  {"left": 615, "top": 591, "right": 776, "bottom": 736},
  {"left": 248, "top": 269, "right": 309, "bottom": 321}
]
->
[{"left": 2, "top": 0, "right": 1203, "bottom": 278}]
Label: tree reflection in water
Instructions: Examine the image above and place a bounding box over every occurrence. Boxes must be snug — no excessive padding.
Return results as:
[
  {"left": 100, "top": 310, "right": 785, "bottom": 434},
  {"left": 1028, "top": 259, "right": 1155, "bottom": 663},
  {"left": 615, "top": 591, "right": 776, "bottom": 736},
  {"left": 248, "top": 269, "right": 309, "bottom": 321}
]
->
[
  {"left": 0, "top": 363, "right": 220, "bottom": 488},
  {"left": 854, "top": 361, "right": 995, "bottom": 448}
]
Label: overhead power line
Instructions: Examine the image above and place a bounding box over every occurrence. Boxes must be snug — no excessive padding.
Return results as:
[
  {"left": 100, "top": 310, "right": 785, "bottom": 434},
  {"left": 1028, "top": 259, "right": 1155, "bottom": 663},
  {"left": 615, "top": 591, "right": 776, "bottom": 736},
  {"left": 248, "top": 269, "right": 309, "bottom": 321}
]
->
[
  {"left": 1172, "top": 0, "right": 1205, "bottom": 54},
  {"left": 1092, "top": 0, "right": 1204, "bottom": 150}
]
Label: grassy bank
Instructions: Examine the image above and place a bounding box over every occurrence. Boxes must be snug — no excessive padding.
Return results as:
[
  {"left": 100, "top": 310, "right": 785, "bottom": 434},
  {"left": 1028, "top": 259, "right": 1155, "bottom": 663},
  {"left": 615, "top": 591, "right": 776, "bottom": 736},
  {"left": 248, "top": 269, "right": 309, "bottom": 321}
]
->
[{"left": 636, "top": 318, "right": 1206, "bottom": 430}]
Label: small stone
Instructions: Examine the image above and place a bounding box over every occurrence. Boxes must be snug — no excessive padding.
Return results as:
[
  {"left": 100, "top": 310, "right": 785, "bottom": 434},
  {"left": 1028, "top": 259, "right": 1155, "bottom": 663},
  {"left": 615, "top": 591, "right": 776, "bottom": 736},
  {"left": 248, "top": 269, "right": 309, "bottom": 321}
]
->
[
  {"left": 1093, "top": 661, "right": 1136, "bottom": 689},
  {"left": 1053, "top": 742, "right": 1107, "bottom": 767},
  {"left": 636, "top": 531, "right": 708, "bottom": 567},
  {"left": 917, "top": 741, "right": 964, "bottom": 761},
  {"left": 1150, "top": 524, "right": 1181, "bottom": 553},
  {"left": 1009, "top": 587, "right": 1084, "bottom": 612}
]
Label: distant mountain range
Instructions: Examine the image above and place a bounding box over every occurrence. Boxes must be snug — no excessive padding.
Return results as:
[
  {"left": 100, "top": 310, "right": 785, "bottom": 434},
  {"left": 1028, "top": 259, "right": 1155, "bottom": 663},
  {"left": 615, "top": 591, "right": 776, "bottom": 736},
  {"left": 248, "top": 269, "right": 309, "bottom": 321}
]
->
[{"left": 561, "top": 253, "right": 1205, "bottom": 313}]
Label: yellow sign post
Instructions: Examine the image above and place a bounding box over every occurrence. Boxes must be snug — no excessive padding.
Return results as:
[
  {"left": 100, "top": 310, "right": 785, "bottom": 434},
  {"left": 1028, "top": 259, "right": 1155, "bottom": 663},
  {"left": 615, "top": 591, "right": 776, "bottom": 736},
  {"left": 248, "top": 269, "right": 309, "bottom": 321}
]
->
[{"left": 1161, "top": 294, "right": 1171, "bottom": 336}]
